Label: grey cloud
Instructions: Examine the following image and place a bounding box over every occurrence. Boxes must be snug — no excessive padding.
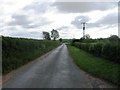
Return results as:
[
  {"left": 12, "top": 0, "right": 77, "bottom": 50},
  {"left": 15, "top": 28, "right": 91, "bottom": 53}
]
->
[
  {"left": 71, "top": 13, "right": 117, "bottom": 29},
  {"left": 57, "top": 26, "right": 69, "bottom": 31},
  {"left": 8, "top": 14, "right": 52, "bottom": 29},
  {"left": 9, "top": 15, "right": 31, "bottom": 26},
  {"left": 52, "top": 2, "right": 117, "bottom": 13},
  {"left": 88, "top": 13, "right": 118, "bottom": 29},
  {"left": 98, "top": 13, "right": 117, "bottom": 25},
  {"left": 71, "top": 15, "right": 91, "bottom": 28},
  {"left": 56, "top": 26, "right": 72, "bottom": 37},
  {"left": 8, "top": 15, "right": 33, "bottom": 28},
  {"left": 37, "top": 17, "right": 53, "bottom": 27},
  {"left": 24, "top": 2, "right": 52, "bottom": 13},
  {"left": 118, "top": 2, "right": 120, "bottom": 23}
]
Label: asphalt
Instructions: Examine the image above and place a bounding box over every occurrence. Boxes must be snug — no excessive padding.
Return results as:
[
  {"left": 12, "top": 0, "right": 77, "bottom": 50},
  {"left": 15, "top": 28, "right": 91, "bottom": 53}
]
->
[{"left": 2, "top": 44, "right": 116, "bottom": 88}]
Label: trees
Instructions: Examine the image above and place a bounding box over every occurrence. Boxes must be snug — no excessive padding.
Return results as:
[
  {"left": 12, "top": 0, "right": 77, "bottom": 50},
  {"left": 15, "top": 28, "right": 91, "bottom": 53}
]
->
[
  {"left": 51, "top": 29, "right": 59, "bottom": 40},
  {"left": 42, "top": 31, "right": 51, "bottom": 40},
  {"left": 42, "top": 29, "right": 59, "bottom": 40},
  {"left": 84, "top": 34, "right": 90, "bottom": 39},
  {"left": 59, "top": 38, "right": 62, "bottom": 42},
  {"left": 108, "top": 35, "right": 119, "bottom": 42}
]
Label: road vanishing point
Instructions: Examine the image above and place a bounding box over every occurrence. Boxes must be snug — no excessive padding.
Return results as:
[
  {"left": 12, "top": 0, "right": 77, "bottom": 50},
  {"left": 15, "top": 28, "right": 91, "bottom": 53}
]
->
[{"left": 3, "top": 44, "right": 116, "bottom": 88}]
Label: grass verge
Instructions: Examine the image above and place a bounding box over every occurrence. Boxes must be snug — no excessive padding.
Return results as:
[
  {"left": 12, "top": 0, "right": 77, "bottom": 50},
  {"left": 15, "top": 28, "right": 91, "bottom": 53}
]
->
[{"left": 67, "top": 45, "right": 120, "bottom": 86}]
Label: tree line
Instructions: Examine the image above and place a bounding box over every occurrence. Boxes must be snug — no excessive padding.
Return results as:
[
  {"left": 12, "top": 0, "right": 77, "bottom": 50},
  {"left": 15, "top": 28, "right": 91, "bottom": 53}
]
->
[{"left": 71, "top": 35, "right": 120, "bottom": 63}]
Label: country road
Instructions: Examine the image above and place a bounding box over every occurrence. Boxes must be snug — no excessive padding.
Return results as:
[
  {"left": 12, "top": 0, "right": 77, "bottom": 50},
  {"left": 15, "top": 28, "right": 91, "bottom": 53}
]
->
[{"left": 3, "top": 44, "right": 116, "bottom": 88}]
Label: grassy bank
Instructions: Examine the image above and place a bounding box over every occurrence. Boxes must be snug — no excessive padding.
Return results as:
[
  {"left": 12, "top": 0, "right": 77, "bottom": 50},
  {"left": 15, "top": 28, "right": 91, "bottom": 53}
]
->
[
  {"left": 2, "top": 36, "right": 59, "bottom": 75},
  {"left": 71, "top": 41, "right": 120, "bottom": 63},
  {"left": 67, "top": 45, "right": 120, "bottom": 86}
]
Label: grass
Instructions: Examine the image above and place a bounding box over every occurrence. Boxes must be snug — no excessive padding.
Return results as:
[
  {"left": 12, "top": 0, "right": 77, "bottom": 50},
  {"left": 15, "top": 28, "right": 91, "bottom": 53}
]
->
[{"left": 67, "top": 45, "right": 120, "bottom": 86}]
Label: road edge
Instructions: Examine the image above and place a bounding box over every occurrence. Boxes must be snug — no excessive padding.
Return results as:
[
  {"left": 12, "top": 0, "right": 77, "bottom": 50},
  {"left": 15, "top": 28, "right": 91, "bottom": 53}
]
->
[{"left": 2, "top": 45, "right": 61, "bottom": 84}]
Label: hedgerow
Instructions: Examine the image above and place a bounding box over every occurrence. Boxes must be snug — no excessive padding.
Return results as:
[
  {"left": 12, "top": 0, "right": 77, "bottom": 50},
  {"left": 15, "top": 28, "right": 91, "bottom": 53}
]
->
[
  {"left": 72, "top": 41, "right": 120, "bottom": 63},
  {"left": 2, "top": 36, "right": 59, "bottom": 74}
]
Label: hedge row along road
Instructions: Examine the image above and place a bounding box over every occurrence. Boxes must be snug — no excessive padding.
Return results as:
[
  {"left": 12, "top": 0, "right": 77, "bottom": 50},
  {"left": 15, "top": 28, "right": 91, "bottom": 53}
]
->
[
  {"left": 2, "top": 36, "right": 59, "bottom": 74},
  {"left": 3, "top": 44, "right": 116, "bottom": 88}
]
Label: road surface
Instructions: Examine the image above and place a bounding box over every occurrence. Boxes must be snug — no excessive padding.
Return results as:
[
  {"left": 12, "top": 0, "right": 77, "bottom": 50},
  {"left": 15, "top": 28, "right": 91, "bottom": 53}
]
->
[{"left": 3, "top": 44, "right": 116, "bottom": 88}]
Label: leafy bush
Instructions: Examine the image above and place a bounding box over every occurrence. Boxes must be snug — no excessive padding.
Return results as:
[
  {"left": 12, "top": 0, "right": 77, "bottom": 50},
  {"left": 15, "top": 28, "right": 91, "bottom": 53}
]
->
[
  {"left": 2, "top": 36, "right": 59, "bottom": 74},
  {"left": 94, "top": 43, "right": 103, "bottom": 56},
  {"left": 73, "top": 42, "right": 80, "bottom": 48},
  {"left": 72, "top": 41, "right": 120, "bottom": 63},
  {"left": 79, "top": 43, "right": 90, "bottom": 52},
  {"left": 102, "top": 43, "right": 119, "bottom": 63},
  {"left": 88, "top": 44, "right": 95, "bottom": 54}
]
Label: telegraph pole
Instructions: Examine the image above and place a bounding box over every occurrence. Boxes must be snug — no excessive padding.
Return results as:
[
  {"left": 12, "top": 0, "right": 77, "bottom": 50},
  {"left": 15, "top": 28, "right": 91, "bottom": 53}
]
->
[{"left": 81, "top": 22, "right": 87, "bottom": 38}]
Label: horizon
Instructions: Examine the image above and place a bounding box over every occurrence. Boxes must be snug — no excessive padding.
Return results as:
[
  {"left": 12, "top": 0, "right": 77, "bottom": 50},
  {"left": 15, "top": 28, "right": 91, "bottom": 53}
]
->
[
  {"left": 1, "top": 34, "right": 118, "bottom": 40},
  {"left": 0, "top": 0, "right": 119, "bottom": 39}
]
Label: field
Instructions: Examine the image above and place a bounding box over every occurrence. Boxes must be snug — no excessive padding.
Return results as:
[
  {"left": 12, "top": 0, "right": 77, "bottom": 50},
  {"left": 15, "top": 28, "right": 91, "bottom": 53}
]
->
[
  {"left": 2, "top": 36, "right": 59, "bottom": 75},
  {"left": 67, "top": 45, "right": 120, "bottom": 86}
]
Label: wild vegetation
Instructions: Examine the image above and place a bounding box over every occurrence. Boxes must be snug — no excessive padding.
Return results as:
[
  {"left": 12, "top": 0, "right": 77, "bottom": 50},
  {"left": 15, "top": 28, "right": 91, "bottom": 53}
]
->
[
  {"left": 71, "top": 35, "right": 120, "bottom": 63},
  {"left": 67, "top": 45, "right": 120, "bottom": 85},
  {"left": 68, "top": 35, "right": 120, "bottom": 85},
  {"left": 2, "top": 36, "right": 59, "bottom": 75}
]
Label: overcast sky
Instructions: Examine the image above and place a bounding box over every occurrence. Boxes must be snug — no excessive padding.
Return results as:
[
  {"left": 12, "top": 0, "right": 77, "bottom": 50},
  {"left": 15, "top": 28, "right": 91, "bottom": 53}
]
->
[{"left": 0, "top": 0, "right": 119, "bottom": 39}]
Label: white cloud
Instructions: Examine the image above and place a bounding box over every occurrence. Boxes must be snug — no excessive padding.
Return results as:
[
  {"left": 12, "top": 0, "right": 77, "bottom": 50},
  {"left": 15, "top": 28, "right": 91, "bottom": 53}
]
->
[
  {"left": 86, "top": 27, "right": 118, "bottom": 39},
  {"left": 0, "top": 0, "right": 35, "bottom": 33},
  {"left": 0, "top": 0, "right": 34, "bottom": 15},
  {"left": 0, "top": 0, "right": 119, "bottom": 39},
  {"left": 8, "top": 14, "right": 53, "bottom": 29}
]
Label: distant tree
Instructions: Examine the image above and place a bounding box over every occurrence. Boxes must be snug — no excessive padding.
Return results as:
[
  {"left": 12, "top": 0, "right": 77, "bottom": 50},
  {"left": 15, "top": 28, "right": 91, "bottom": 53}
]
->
[
  {"left": 108, "top": 35, "right": 119, "bottom": 41},
  {"left": 85, "top": 34, "right": 90, "bottom": 39},
  {"left": 51, "top": 29, "right": 59, "bottom": 40},
  {"left": 72, "top": 39, "right": 80, "bottom": 43},
  {"left": 42, "top": 31, "right": 51, "bottom": 40},
  {"left": 80, "top": 37, "right": 84, "bottom": 42},
  {"left": 59, "top": 38, "right": 62, "bottom": 42}
]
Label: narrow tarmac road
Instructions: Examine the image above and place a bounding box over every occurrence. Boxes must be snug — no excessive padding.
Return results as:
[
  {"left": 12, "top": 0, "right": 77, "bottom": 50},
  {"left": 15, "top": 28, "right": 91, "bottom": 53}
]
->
[{"left": 3, "top": 44, "right": 116, "bottom": 88}]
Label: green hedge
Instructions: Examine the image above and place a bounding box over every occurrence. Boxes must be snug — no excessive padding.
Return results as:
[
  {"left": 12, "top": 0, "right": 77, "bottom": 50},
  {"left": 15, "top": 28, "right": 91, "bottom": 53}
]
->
[
  {"left": 72, "top": 42, "right": 120, "bottom": 63},
  {"left": 67, "top": 45, "right": 120, "bottom": 86},
  {"left": 2, "top": 36, "right": 59, "bottom": 74}
]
